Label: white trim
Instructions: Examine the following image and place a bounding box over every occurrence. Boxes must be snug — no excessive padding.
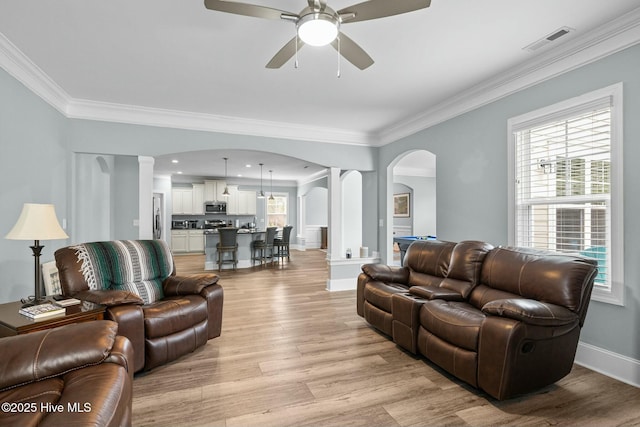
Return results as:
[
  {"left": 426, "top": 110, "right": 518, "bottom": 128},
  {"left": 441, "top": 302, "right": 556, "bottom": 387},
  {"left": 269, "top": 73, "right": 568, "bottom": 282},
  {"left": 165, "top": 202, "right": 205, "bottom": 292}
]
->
[
  {"left": 507, "top": 83, "right": 624, "bottom": 306},
  {"left": 575, "top": 341, "right": 640, "bottom": 388},
  {"left": 66, "top": 98, "right": 373, "bottom": 146},
  {"left": 1, "top": 8, "right": 639, "bottom": 146},
  {"left": 0, "top": 33, "right": 70, "bottom": 115},
  {"left": 326, "top": 277, "right": 357, "bottom": 292}
]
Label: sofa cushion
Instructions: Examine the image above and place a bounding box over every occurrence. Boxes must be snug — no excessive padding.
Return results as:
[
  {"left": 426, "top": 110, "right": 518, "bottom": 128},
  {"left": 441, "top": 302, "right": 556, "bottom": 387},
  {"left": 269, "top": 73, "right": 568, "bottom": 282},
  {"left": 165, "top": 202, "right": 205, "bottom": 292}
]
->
[
  {"left": 363, "top": 281, "right": 409, "bottom": 313},
  {"left": 420, "top": 300, "right": 485, "bottom": 352},
  {"left": 0, "top": 378, "right": 63, "bottom": 426},
  {"left": 142, "top": 295, "right": 208, "bottom": 339},
  {"left": 69, "top": 240, "right": 174, "bottom": 304}
]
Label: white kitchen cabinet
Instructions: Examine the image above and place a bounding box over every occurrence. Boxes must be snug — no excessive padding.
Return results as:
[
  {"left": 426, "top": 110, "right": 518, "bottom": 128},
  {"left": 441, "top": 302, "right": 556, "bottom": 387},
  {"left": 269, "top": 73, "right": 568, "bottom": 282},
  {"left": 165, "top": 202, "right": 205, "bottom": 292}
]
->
[
  {"left": 188, "top": 230, "right": 204, "bottom": 253},
  {"left": 172, "top": 188, "right": 193, "bottom": 215},
  {"left": 238, "top": 190, "right": 256, "bottom": 215},
  {"left": 204, "top": 180, "right": 227, "bottom": 202},
  {"left": 225, "top": 185, "right": 240, "bottom": 215},
  {"left": 192, "top": 184, "right": 204, "bottom": 215},
  {"left": 171, "top": 230, "right": 189, "bottom": 253}
]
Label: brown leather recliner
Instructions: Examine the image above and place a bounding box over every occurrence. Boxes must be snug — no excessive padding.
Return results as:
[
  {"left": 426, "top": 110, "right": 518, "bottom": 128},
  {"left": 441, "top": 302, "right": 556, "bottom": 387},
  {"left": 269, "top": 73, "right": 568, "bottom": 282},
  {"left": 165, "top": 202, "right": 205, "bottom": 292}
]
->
[
  {"left": 358, "top": 240, "right": 598, "bottom": 400},
  {"left": 55, "top": 239, "right": 223, "bottom": 372},
  {"left": 0, "top": 320, "right": 133, "bottom": 427}
]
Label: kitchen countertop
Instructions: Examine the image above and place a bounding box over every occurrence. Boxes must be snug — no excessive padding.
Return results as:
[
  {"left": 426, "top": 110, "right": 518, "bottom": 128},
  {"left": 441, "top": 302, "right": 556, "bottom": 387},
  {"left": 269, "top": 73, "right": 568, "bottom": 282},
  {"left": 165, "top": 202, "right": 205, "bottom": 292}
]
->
[{"left": 203, "top": 229, "right": 263, "bottom": 234}]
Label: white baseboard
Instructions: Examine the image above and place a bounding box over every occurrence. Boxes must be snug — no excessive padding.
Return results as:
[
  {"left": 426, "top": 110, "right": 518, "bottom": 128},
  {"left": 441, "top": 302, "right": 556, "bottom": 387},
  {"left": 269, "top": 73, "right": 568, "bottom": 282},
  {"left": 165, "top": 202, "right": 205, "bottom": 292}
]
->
[
  {"left": 575, "top": 341, "right": 640, "bottom": 388},
  {"left": 326, "top": 278, "right": 357, "bottom": 292}
]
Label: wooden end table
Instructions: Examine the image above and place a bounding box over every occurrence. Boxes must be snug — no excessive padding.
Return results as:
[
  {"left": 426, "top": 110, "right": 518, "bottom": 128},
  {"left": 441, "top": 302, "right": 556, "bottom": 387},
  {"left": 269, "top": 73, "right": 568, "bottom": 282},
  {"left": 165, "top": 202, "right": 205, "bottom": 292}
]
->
[{"left": 0, "top": 299, "right": 106, "bottom": 338}]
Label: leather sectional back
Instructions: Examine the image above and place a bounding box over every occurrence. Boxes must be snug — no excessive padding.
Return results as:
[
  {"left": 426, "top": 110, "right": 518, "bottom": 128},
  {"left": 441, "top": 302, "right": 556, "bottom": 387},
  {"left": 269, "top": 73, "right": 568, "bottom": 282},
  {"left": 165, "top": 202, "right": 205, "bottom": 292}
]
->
[
  {"left": 475, "top": 246, "right": 598, "bottom": 313},
  {"left": 405, "top": 241, "right": 455, "bottom": 287},
  {"left": 405, "top": 240, "right": 492, "bottom": 297},
  {"left": 443, "top": 241, "right": 494, "bottom": 298}
]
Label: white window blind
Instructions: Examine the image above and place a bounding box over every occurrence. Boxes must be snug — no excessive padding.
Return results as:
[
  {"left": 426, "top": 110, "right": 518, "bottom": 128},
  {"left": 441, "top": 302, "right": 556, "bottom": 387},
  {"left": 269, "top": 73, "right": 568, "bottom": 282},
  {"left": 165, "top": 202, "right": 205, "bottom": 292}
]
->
[{"left": 514, "top": 105, "right": 611, "bottom": 289}]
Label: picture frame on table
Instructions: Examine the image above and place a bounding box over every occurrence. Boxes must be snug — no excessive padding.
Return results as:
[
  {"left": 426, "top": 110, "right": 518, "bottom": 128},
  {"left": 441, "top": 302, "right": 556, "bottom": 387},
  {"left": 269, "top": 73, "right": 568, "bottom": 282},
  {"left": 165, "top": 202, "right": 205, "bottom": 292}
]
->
[
  {"left": 394, "top": 193, "right": 410, "bottom": 217},
  {"left": 42, "top": 261, "right": 62, "bottom": 296}
]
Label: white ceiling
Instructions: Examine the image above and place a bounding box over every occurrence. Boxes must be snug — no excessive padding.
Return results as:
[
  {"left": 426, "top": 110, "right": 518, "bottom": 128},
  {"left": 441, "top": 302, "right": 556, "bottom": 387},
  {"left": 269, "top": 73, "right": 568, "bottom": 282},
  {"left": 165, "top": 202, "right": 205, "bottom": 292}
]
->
[{"left": 1, "top": 0, "right": 639, "bottom": 181}]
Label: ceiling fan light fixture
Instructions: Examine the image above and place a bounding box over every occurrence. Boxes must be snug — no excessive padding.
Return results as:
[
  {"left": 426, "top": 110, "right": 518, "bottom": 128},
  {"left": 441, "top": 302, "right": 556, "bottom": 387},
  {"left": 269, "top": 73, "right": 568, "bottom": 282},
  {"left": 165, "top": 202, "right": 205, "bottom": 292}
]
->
[{"left": 297, "top": 13, "right": 339, "bottom": 46}]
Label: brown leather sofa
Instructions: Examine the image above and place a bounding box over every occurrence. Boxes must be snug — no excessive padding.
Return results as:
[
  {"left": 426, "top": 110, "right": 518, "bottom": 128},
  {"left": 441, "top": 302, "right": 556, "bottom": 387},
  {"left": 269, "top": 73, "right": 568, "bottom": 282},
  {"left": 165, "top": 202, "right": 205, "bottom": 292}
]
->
[
  {"left": 358, "top": 240, "right": 598, "bottom": 400},
  {"left": 55, "top": 239, "right": 223, "bottom": 372},
  {"left": 0, "top": 320, "right": 133, "bottom": 427}
]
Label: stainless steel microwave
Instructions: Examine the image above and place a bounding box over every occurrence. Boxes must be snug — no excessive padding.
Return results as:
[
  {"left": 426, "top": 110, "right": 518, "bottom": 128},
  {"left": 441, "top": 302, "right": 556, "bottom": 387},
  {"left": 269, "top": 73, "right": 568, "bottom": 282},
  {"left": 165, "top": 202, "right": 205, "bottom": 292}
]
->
[{"left": 205, "top": 202, "right": 227, "bottom": 214}]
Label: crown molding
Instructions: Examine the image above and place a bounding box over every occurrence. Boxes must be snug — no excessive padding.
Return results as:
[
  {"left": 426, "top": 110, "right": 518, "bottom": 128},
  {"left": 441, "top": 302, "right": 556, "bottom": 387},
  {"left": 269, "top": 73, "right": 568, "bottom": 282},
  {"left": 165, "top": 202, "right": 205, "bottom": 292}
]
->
[
  {"left": 2, "top": 6, "right": 639, "bottom": 148},
  {"left": 65, "top": 98, "right": 373, "bottom": 146},
  {"left": 376, "top": 6, "right": 640, "bottom": 146},
  {"left": 0, "top": 33, "right": 70, "bottom": 115}
]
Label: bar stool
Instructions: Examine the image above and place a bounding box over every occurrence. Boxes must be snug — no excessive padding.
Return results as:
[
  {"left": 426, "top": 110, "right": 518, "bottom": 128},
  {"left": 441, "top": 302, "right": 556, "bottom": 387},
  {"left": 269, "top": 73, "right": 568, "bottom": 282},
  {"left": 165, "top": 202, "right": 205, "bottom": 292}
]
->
[
  {"left": 251, "top": 227, "right": 277, "bottom": 266},
  {"left": 274, "top": 225, "right": 293, "bottom": 263},
  {"left": 217, "top": 227, "right": 238, "bottom": 271}
]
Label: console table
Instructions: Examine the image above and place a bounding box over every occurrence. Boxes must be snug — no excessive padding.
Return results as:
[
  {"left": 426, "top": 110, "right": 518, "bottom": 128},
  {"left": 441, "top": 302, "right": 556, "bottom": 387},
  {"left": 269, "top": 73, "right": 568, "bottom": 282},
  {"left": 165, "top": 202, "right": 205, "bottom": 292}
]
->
[{"left": 0, "top": 299, "right": 106, "bottom": 337}]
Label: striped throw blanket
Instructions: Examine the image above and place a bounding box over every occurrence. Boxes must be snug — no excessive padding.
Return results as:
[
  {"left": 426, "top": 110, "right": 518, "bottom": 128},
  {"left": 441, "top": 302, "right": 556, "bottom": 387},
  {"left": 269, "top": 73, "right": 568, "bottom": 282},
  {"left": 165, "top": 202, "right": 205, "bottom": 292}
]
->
[{"left": 71, "top": 240, "right": 174, "bottom": 304}]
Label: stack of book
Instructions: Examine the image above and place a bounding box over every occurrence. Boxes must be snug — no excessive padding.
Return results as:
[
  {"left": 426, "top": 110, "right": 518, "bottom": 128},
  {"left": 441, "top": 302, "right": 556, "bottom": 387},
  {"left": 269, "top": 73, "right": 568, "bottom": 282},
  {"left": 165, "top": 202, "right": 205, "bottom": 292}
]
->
[{"left": 19, "top": 303, "right": 66, "bottom": 319}]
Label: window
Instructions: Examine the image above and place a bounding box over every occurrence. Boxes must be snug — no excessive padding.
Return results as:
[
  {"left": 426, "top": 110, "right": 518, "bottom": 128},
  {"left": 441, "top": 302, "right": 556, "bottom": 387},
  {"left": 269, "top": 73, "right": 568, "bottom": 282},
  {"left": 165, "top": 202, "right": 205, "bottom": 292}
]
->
[
  {"left": 508, "top": 84, "right": 623, "bottom": 305},
  {"left": 267, "top": 194, "right": 288, "bottom": 228}
]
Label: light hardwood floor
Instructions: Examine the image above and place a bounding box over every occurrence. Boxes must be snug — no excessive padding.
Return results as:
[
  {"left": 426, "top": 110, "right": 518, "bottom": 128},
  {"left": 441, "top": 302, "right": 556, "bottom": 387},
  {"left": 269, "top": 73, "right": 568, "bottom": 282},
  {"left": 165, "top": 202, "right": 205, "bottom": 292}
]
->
[{"left": 132, "top": 250, "right": 640, "bottom": 426}]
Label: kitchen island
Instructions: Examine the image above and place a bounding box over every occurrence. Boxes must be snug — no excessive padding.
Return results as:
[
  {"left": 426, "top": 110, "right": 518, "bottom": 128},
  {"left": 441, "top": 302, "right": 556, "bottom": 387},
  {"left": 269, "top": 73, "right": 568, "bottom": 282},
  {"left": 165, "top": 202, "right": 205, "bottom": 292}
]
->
[{"left": 204, "top": 229, "right": 266, "bottom": 270}]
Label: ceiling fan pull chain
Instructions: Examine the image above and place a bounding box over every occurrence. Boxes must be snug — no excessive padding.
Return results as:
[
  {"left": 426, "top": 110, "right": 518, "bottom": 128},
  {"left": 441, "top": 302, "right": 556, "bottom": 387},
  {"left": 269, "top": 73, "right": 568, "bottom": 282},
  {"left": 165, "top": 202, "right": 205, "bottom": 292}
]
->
[{"left": 337, "top": 36, "right": 341, "bottom": 78}]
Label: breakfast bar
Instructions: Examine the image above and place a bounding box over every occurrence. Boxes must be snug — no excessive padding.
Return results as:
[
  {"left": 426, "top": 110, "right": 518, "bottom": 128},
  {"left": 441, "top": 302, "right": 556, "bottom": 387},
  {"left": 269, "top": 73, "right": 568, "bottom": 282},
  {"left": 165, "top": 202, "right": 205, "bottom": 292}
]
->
[{"left": 204, "top": 229, "right": 266, "bottom": 270}]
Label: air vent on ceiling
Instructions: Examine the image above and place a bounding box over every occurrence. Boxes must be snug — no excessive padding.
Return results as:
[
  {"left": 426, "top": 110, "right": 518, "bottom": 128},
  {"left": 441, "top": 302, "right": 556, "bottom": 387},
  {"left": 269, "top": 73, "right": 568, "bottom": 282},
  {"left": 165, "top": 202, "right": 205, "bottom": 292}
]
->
[{"left": 524, "top": 26, "right": 575, "bottom": 52}]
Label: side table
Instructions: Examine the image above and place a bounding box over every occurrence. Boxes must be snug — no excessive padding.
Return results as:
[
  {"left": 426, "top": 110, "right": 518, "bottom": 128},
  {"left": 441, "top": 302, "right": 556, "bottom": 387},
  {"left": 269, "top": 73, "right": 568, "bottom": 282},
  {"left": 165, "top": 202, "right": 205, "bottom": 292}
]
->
[{"left": 0, "top": 299, "right": 106, "bottom": 337}]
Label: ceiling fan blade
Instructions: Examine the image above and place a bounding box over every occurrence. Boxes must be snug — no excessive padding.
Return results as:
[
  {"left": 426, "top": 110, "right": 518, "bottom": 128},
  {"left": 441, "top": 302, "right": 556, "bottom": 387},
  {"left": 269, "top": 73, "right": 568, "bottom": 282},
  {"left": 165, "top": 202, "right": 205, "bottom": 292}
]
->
[
  {"left": 331, "top": 32, "right": 374, "bottom": 70},
  {"left": 266, "top": 37, "right": 305, "bottom": 69},
  {"left": 204, "top": 0, "right": 295, "bottom": 20},
  {"left": 338, "top": 0, "right": 431, "bottom": 23}
]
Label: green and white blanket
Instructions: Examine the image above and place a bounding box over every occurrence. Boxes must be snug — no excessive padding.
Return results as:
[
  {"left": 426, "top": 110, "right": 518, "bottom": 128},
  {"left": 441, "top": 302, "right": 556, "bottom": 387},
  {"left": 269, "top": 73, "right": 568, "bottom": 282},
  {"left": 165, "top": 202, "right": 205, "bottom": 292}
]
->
[{"left": 71, "top": 240, "right": 174, "bottom": 304}]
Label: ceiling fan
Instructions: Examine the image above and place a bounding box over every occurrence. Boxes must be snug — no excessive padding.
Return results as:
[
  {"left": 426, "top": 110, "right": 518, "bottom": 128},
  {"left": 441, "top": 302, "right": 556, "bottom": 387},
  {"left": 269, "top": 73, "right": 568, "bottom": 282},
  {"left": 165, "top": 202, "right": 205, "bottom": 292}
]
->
[{"left": 204, "top": 0, "right": 431, "bottom": 70}]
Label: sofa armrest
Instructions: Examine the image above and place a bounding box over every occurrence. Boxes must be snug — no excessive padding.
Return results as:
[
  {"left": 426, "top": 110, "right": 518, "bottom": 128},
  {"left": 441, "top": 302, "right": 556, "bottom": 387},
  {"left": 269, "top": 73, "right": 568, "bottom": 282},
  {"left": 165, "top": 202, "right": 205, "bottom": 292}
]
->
[
  {"left": 361, "top": 264, "right": 409, "bottom": 284},
  {"left": 74, "top": 289, "right": 143, "bottom": 306},
  {"left": 0, "top": 320, "right": 118, "bottom": 391},
  {"left": 163, "top": 273, "right": 220, "bottom": 296},
  {"left": 482, "top": 298, "right": 579, "bottom": 326},
  {"left": 409, "top": 285, "right": 465, "bottom": 301}
]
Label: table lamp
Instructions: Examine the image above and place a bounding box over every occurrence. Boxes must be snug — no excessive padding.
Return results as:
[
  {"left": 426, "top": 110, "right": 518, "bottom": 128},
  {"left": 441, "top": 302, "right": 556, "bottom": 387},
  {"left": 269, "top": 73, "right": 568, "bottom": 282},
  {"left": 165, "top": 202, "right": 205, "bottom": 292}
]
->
[{"left": 5, "top": 203, "right": 68, "bottom": 307}]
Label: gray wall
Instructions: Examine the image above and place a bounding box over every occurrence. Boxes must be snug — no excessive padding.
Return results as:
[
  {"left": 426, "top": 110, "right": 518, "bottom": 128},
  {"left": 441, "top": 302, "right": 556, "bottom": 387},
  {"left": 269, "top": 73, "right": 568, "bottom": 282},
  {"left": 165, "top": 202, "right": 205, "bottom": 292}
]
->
[
  {"left": 378, "top": 43, "right": 640, "bottom": 360},
  {"left": 0, "top": 69, "right": 69, "bottom": 302}
]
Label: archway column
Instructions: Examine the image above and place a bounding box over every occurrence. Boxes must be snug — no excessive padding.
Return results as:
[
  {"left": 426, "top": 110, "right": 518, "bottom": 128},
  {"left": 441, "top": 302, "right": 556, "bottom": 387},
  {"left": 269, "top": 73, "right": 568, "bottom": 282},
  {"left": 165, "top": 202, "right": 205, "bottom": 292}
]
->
[
  {"left": 326, "top": 167, "right": 379, "bottom": 291},
  {"left": 138, "top": 156, "right": 154, "bottom": 239}
]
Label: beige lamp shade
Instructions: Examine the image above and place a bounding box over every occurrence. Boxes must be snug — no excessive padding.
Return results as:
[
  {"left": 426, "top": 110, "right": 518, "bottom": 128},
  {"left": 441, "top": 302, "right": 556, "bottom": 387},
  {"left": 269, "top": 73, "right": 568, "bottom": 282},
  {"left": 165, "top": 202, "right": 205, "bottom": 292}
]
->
[{"left": 5, "top": 203, "right": 68, "bottom": 241}]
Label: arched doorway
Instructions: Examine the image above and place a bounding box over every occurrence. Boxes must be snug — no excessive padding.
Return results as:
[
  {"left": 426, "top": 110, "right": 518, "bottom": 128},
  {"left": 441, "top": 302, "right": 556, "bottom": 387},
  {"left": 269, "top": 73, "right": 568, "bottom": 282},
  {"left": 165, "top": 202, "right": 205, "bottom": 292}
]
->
[{"left": 387, "top": 150, "right": 437, "bottom": 265}]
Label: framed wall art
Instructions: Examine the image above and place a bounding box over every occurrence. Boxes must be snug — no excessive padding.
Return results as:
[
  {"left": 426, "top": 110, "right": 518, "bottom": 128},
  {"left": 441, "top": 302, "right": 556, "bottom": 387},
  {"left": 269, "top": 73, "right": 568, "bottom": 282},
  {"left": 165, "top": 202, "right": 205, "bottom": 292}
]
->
[{"left": 394, "top": 193, "right": 410, "bottom": 217}]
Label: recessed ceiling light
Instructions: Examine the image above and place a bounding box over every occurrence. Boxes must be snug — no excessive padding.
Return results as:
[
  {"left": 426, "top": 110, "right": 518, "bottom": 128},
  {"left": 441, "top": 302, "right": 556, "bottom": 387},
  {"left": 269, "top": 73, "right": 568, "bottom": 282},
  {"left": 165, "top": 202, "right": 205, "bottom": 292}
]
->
[
  {"left": 237, "top": 174, "right": 243, "bottom": 177},
  {"left": 177, "top": 171, "right": 183, "bottom": 174},
  {"left": 245, "top": 164, "right": 251, "bottom": 168},
  {"left": 171, "top": 159, "right": 179, "bottom": 164}
]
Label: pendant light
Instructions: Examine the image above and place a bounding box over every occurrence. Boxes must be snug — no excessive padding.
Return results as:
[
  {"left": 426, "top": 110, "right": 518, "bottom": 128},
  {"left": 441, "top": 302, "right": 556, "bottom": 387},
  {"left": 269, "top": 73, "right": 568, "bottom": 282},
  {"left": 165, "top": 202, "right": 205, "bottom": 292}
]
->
[
  {"left": 268, "top": 170, "right": 275, "bottom": 201},
  {"left": 222, "top": 157, "right": 230, "bottom": 197},
  {"left": 257, "top": 163, "right": 265, "bottom": 199}
]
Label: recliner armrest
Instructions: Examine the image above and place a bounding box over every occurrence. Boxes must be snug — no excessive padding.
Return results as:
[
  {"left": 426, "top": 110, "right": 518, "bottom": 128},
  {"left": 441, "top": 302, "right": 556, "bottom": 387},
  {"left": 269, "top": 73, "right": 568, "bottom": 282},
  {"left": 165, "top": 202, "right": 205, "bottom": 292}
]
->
[
  {"left": 163, "top": 273, "right": 220, "bottom": 296},
  {"left": 361, "top": 264, "right": 409, "bottom": 284},
  {"left": 409, "top": 285, "right": 465, "bottom": 301},
  {"left": 74, "top": 289, "right": 143, "bottom": 306},
  {"left": 482, "top": 298, "right": 579, "bottom": 326}
]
